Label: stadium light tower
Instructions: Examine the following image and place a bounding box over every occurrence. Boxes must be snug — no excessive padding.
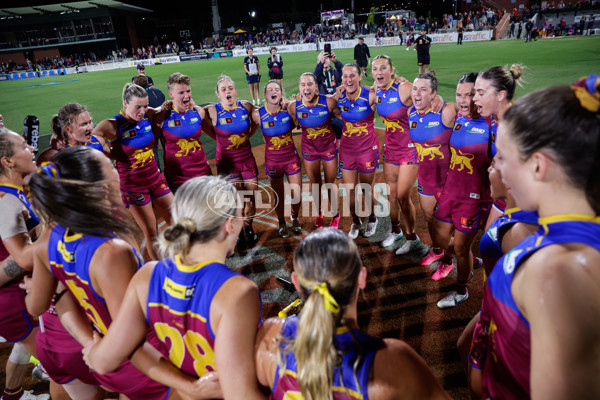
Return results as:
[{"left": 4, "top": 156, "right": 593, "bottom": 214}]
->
[
  {"left": 249, "top": 11, "right": 256, "bottom": 30},
  {"left": 212, "top": 0, "right": 221, "bottom": 33}
]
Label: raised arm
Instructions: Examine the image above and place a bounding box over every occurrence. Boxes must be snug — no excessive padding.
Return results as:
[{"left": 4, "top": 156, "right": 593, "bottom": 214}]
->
[
  {"left": 242, "top": 101, "right": 259, "bottom": 136},
  {"left": 92, "top": 118, "right": 119, "bottom": 143}
]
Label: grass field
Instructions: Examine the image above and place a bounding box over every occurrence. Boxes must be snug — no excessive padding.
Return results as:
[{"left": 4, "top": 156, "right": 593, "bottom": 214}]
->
[{"left": 1, "top": 35, "right": 599, "bottom": 159}]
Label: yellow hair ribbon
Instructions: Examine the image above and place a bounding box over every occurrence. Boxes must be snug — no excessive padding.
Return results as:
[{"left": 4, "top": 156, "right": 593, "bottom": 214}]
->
[
  {"left": 313, "top": 282, "right": 340, "bottom": 314},
  {"left": 571, "top": 74, "right": 600, "bottom": 113},
  {"left": 37, "top": 162, "right": 60, "bottom": 178}
]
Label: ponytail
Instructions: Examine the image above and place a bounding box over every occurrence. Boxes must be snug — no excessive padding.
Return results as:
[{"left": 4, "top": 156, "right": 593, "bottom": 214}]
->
[
  {"left": 280, "top": 228, "right": 362, "bottom": 399},
  {"left": 292, "top": 282, "right": 340, "bottom": 400},
  {"left": 27, "top": 146, "right": 133, "bottom": 237}
]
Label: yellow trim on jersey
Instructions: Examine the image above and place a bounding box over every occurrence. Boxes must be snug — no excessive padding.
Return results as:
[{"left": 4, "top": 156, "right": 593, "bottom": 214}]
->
[
  {"left": 335, "top": 325, "right": 350, "bottom": 335},
  {"left": 174, "top": 255, "right": 222, "bottom": 273},
  {"left": 50, "top": 261, "right": 90, "bottom": 285},
  {"left": 147, "top": 302, "right": 208, "bottom": 323},
  {"left": 279, "top": 369, "right": 364, "bottom": 399},
  {"left": 261, "top": 105, "right": 282, "bottom": 119},
  {"left": 538, "top": 213, "right": 600, "bottom": 226},
  {"left": 535, "top": 214, "right": 600, "bottom": 247},
  {"left": 300, "top": 96, "right": 322, "bottom": 109},
  {"left": 63, "top": 228, "right": 83, "bottom": 242},
  {"left": 0, "top": 183, "right": 23, "bottom": 191}
]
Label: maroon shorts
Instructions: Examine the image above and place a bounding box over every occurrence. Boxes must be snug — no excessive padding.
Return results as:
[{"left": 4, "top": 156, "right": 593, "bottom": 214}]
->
[
  {"left": 0, "top": 283, "right": 38, "bottom": 343},
  {"left": 339, "top": 146, "right": 379, "bottom": 174},
  {"left": 492, "top": 198, "right": 507, "bottom": 213},
  {"left": 301, "top": 135, "right": 337, "bottom": 162},
  {"left": 216, "top": 153, "right": 258, "bottom": 181},
  {"left": 382, "top": 143, "right": 418, "bottom": 166},
  {"left": 36, "top": 333, "right": 98, "bottom": 385},
  {"left": 417, "top": 182, "right": 444, "bottom": 200},
  {"left": 122, "top": 177, "right": 171, "bottom": 207},
  {"left": 92, "top": 358, "right": 169, "bottom": 400},
  {"left": 434, "top": 196, "right": 491, "bottom": 233},
  {"left": 265, "top": 157, "right": 302, "bottom": 178}
]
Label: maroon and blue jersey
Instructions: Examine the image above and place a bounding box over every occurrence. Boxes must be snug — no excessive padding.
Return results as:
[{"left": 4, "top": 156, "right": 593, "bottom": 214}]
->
[
  {"left": 295, "top": 95, "right": 337, "bottom": 159},
  {"left": 479, "top": 207, "right": 538, "bottom": 261},
  {"left": 48, "top": 225, "right": 130, "bottom": 335},
  {"left": 480, "top": 215, "right": 600, "bottom": 399},
  {"left": 214, "top": 102, "right": 253, "bottom": 161},
  {"left": 441, "top": 115, "right": 493, "bottom": 203},
  {"left": 110, "top": 113, "right": 162, "bottom": 191},
  {"left": 338, "top": 87, "right": 378, "bottom": 153},
  {"left": 259, "top": 105, "right": 298, "bottom": 163},
  {"left": 147, "top": 257, "right": 259, "bottom": 378},
  {"left": 408, "top": 105, "right": 453, "bottom": 195},
  {"left": 47, "top": 224, "right": 169, "bottom": 400},
  {"left": 161, "top": 107, "right": 211, "bottom": 190},
  {"left": 65, "top": 135, "right": 104, "bottom": 152},
  {"left": 376, "top": 81, "right": 415, "bottom": 163},
  {"left": 273, "top": 316, "right": 382, "bottom": 400}
]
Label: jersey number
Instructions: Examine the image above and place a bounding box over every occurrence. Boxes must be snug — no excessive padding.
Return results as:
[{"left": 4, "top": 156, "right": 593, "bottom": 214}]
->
[
  {"left": 153, "top": 322, "right": 216, "bottom": 376},
  {"left": 65, "top": 280, "right": 108, "bottom": 334}
]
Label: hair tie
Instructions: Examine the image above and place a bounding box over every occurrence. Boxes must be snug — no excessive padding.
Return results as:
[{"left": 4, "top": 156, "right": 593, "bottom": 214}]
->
[
  {"left": 571, "top": 74, "right": 600, "bottom": 113},
  {"left": 313, "top": 282, "right": 340, "bottom": 314},
  {"left": 37, "top": 162, "right": 60, "bottom": 178}
]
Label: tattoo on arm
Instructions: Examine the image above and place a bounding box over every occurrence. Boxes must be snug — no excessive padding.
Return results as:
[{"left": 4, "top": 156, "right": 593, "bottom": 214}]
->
[{"left": 4, "top": 259, "right": 26, "bottom": 279}]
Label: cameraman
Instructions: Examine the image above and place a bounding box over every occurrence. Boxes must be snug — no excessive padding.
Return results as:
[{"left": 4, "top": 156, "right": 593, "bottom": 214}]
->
[
  {"left": 313, "top": 50, "right": 343, "bottom": 151},
  {"left": 313, "top": 51, "right": 343, "bottom": 96}
]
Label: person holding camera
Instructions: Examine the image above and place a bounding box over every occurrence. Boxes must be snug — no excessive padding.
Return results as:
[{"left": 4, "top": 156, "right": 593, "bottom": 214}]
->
[
  {"left": 314, "top": 50, "right": 343, "bottom": 96},
  {"left": 313, "top": 50, "right": 344, "bottom": 142},
  {"left": 267, "top": 47, "right": 283, "bottom": 85}
]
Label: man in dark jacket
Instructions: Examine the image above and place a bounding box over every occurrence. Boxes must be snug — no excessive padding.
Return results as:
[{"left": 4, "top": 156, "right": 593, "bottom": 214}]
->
[{"left": 353, "top": 37, "right": 371, "bottom": 77}]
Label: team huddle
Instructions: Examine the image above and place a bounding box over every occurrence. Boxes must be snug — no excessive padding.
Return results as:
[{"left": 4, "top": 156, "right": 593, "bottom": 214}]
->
[{"left": 0, "top": 52, "right": 599, "bottom": 399}]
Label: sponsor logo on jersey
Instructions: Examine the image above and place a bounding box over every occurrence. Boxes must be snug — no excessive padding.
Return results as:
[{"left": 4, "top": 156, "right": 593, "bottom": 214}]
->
[
  {"left": 454, "top": 123, "right": 462, "bottom": 131},
  {"left": 262, "top": 121, "right": 275, "bottom": 129},
  {"left": 343, "top": 106, "right": 350, "bottom": 112},
  {"left": 387, "top": 97, "right": 398, "bottom": 103},
  {"left": 358, "top": 106, "right": 368, "bottom": 111},
  {"left": 377, "top": 97, "right": 382, "bottom": 103},
  {"left": 168, "top": 120, "right": 182, "bottom": 128},
  {"left": 219, "top": 117, "right": 233, "bottom": 125},
  {"left": 426, "top": 121, "right": 440, "bottom": 128},
  {"left": 410, "top": 121, "right": 418, "bottom": 129},
  {"left": 163, "top": 277, "right": 195, "bottom": 300},
  {"left": 469, "top": 127, "right": 487, "bottom": 134},
  {"left": 122, "top": 129, "right": 137, "bottom": 139},
  {"left": 190, "top": 117, "right": 199, "bottom": 124},
  {"left": 301, "top": 112, "right": 309, "bottom": 119}
]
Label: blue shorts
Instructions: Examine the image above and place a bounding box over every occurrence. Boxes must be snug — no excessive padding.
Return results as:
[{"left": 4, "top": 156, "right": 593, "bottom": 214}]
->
[{"left": 246, "top": 74, "right": 260, "bottom": 84}]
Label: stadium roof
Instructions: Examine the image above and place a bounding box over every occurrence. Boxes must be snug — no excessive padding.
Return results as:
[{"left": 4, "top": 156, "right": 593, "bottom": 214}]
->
[{"left": 0, "top": 0, "right": 151, "bottom": 18}]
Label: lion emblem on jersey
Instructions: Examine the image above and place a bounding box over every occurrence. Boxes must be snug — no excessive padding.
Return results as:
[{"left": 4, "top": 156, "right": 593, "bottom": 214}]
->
[
  {"left": 176, "top": 138, "right": 202, "bottom": 157},
  {"left": 269, "top": 135, "right": 292, "bottom": 150},
  {"left": 306, "top": 126, "right": 330, "bottom": 140},
  {"left": 449, "top": 147, "right": 475, "bottom": 174},
  {"left": 343, "top": 122, "right": 368, "bottom": 137},
  {"left": 382, "top": 118, "right": 405, "bottom": 133},
  {"left": 226, "top": 134, "right": 248, "bottom": 150},
  {"left": 131, "top": 147, "right": 154, "bottom": 168},
  {"left": 414, "top": 143, "right": 444, "bottom": 161}
]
